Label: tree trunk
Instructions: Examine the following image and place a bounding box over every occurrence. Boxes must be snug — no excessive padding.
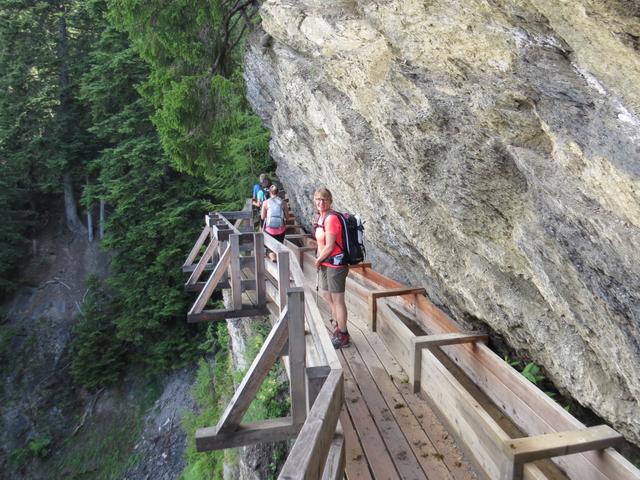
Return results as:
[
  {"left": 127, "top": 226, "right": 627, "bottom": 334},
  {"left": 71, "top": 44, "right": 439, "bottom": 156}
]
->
[
  {"left": 99, "top": 199, "right": 105, "bottom": 239},
  {"left": 63, "top": 172, "right": 86, "bottom": 234}
]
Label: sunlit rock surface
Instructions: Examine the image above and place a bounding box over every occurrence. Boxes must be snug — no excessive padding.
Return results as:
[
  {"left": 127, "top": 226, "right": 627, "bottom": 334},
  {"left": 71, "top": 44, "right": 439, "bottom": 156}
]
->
[{"left": 245, "top": 0, "right": 640, "bottom": 444}]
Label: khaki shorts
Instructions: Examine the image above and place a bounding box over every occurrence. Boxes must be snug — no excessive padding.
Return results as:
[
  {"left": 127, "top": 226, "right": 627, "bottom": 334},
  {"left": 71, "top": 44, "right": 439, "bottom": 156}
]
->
[{"left": 319, "top": 265, "right": 348, "bottom": 293}]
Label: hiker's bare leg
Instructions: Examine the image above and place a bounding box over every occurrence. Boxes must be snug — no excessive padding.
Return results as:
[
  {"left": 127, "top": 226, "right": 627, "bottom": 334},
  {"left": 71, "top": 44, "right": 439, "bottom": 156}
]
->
[
  {"left": 320, "top": 290, "right": 337, "bottom": 321},
  {"left": 331, "top": 292, "right": 347, "bottom": 331}
]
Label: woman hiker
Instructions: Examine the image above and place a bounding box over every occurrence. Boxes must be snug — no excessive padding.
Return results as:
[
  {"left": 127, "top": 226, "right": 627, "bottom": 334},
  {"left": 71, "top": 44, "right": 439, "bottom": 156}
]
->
[
  {"left": 261, "top": 184, "right": 289, "bottom": 263},
  {"left": 313, "top": 187, "right": 350, "bottom": 349}
]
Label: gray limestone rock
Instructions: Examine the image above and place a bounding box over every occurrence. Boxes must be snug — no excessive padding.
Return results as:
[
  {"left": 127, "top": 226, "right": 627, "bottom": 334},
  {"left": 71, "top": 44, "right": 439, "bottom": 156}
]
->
[{"left": 245, "top": 0, "right": 640, "bottom": 445}]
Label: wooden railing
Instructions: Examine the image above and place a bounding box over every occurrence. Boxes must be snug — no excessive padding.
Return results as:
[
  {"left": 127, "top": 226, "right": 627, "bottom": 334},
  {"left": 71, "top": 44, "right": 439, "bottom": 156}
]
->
[
  {"left": 182, "top": 200, "right": 345, "bottom": 479},
  {"left": 183, "top": 200, "right": 640, "bottom": 480}
]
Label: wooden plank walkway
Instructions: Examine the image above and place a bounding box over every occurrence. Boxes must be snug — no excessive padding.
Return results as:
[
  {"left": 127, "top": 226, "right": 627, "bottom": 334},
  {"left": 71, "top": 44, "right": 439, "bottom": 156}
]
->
[{"left": 317, "top": 291, "right": 477, "bottom": 480}]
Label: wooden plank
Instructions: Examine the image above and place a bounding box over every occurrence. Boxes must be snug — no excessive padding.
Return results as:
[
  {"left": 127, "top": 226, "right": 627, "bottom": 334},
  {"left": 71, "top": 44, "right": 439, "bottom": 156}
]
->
[
  {"left": 321, "top": 433, "right": 346, "bottom": 480},
  {"left": 288, "top": 249, "right": 341, "bottom": 369},
  {"left": 265, "top": 255, "right": 278, "bottom": 280},
  {"left": 264, "top": 231, "right": 289, "bottom": 253},
  {"left": 188, "top": 305, "right": 268, "bottom": 323},
  {"left": 507, "top": 426, "right": 623, "bottom": 479},
  {"left": 346, "top": 327, "right": 456, "bottom": 480},
  {"left": 265, "top": 277, "right": 280, "bottom": 310},
  {"left": 376, "top": 301, "right": 414, "bottom": 372},
  {"left": 183, "top": 225, "right": 210, "bottom": 268},
  {"left": 196, "top": 417, "right": 299, "bottom": 451},
  {"left": 254, "top": 233, "right": 266, "bottom": 305},
  {"left": 340, "top": 341, "right": 434, "bottom": 479},
  {"left": 411, "top": 333, "right": 488, "bottom": 393},
  {"left": 189, "top": 244, "right": 231, "bottom": 314},
  {"left": 368, "top": 287, "right": 426, "bottom": 332},
  {"left": 411, "top": 298, "right": 640, "bottom": 480},
  {"left": 347, "top": 322, "right": 475, "bottom": 480},
  {"left": 277, "top": 250, "right": 290, "bottom": 313},
  {"left": 348, "top": 262, "right": 372, "bottom": 270},
  {"left": 217, "top": 306, "right": 290, "bottom": 433},
  {"left": 340, "top": 357, "right": 400, "bottom": 480},
  {"left": 279, "top": 369, "right": 343, "bottom": 480},
  {"left": 288, "top": 288, "right": 307, "bottom": 425},
  {"left": 230, "top": 234, "right": 242, "bottom": 310},
  {"left": 338, "top": 408, "right": 373, "bottom": 480},
  {"left": 419, "top": 347, "right": 511, "bottom": 480},
  {"left": 218, "top": 210, "right": 253, "bottom": 220}
]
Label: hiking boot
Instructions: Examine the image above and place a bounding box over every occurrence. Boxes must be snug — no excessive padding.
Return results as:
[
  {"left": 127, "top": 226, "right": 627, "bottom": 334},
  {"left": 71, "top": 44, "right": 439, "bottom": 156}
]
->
[
  {"left": 332, "top": 329, "right": 350, "bottom": 349},
  {"left": 329, "top": 318, "right": 338, "bottom": 333}
]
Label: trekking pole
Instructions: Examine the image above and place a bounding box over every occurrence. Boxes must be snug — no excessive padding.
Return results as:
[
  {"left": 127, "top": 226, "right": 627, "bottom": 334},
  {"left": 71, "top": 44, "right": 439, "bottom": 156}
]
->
[{"left": 315, "top": 268, "right": 320, "bottom": 306}]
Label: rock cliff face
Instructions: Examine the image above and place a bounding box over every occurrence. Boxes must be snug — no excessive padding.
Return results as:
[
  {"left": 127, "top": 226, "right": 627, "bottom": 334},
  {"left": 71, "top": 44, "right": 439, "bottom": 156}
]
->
[{"left": 245, "top": 0, "right": 640, "bottom": 444}]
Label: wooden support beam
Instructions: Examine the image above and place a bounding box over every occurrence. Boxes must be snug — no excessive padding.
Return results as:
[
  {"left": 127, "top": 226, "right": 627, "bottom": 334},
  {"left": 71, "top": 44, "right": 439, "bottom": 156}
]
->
[
  {"left": 254, "top": 234, "right": 266, "bottom": 305},
  {"left": 185, "top": 237, "right": 219, "bottom": 286},
  {"left": 182, "top": 263, "right": 214, "bottom": 273},
  {"left": 410, "top": 333, "right": 488, "bottom": 393},
  {"left": 218, "top": 210, "right": 253, "bottom": 220},
  {"left": 279, "top": 369, "right": 344, "bottom": 480},
  {"left": 196, "top": 417, "right": 300, "bottom": 452},
  {"left": 216, "top": 307, "right": 290, "bottom": 433},
  {"left": 288, "top": 288, "right": 306, "bottom": 425},
  {"left": 368, "top": 287, "right": 426, "bottom": 332},
  {"left": 184, "top": 279, "right": 255, "bottom": 293},
  {"left": 505, "top": 425, "right": 624, "bottom": 480},
  {"left": 277, "top": 250, "right": 290, "bottom": 314},
  {"left": 189, "top": 244, "right": 231, "bottom": 314},
  {"left": 188, "top": 305, "right": 268, "bottom": 323},
  {"left": 183, "top": 225, "right": 210, "bottom": 269},
  {"left": 230, "top": 234, "right": 242, "bottom": 310}
]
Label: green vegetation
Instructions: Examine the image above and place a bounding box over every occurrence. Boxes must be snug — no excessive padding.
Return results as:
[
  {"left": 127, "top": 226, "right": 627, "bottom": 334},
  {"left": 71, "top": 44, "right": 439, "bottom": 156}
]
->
[
  {"left": 1, "top": 0, "right": 277, "bottom": 477},
  {"left": 182, "top": 321, "right": 290, "bottom": 480},
  {"left": 1, "top": 0, "right": 273, "bottom": 387}
]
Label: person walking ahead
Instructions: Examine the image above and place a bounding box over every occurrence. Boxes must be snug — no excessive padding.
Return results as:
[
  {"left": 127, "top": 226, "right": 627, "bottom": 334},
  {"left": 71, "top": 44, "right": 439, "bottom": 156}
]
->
[
  {"left": 261, "top": 185, "right": 288, "bottom": 262},
  {"left": 313, "top": 187, "right": 350, "bottom": 349}
]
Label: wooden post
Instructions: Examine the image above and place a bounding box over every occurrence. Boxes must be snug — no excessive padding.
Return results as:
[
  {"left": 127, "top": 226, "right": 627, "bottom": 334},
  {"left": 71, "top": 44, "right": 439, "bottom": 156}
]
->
[
  {"left": 279, "top": 369, "right": 344, "bottom": 480},
  {"left": 183, "top": 225, "right": 210, "bottom": 270},
  {"left": 216, "top": 306, "right": 290, "bottom": 433},
  {"left": 410, "top": 333, "right": 488, "bottom": 393},
  {"left": 277, "top": 250, "right": 290, "bottom": 314},
  {"left": 288, "top": 287, "right": 306, "bottom": 425},
  {"left": 189, "top": 245, "right": 231, "bottom": 315},
  {"left": 254, "top": 233, "right": 266, "bottom": 305},
  {"left": 368, "top": 287, "right": 426, "bottom": 332},
  {"left": 230, "top": 234, "right": 242, "bottom": 310}
]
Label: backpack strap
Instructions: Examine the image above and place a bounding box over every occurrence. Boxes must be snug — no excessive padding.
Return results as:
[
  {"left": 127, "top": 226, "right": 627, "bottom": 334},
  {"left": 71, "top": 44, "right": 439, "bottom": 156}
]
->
[{"left": 317, "top": 211, "right": 344, "bottom": 252}]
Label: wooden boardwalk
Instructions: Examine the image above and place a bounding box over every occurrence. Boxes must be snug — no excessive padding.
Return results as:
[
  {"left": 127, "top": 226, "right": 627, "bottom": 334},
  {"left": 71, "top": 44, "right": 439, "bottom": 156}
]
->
[
  {"left": 184, "top": 202, "right": 640, "bottom": 480},
  {"left": 325, "top": 299, "right": 477, "bottom": 480}
]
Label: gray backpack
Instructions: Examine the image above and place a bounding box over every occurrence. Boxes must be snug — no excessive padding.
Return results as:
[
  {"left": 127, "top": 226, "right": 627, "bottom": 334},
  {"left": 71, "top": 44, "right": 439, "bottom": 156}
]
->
[{"left": 265, "top": 198, "right": 284, "bottom": 228}]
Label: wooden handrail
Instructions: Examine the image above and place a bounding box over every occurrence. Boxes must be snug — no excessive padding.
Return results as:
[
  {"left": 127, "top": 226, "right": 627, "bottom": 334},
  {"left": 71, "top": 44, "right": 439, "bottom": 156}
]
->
[{"left": 186, "top": 202, "right": 344, "bottom": 479}]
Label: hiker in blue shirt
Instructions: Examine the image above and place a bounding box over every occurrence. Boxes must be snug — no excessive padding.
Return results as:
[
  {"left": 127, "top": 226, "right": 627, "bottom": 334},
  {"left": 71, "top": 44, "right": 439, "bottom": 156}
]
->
[{"left": 252, "top": 174, "right": 270, "bottom": 209}]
